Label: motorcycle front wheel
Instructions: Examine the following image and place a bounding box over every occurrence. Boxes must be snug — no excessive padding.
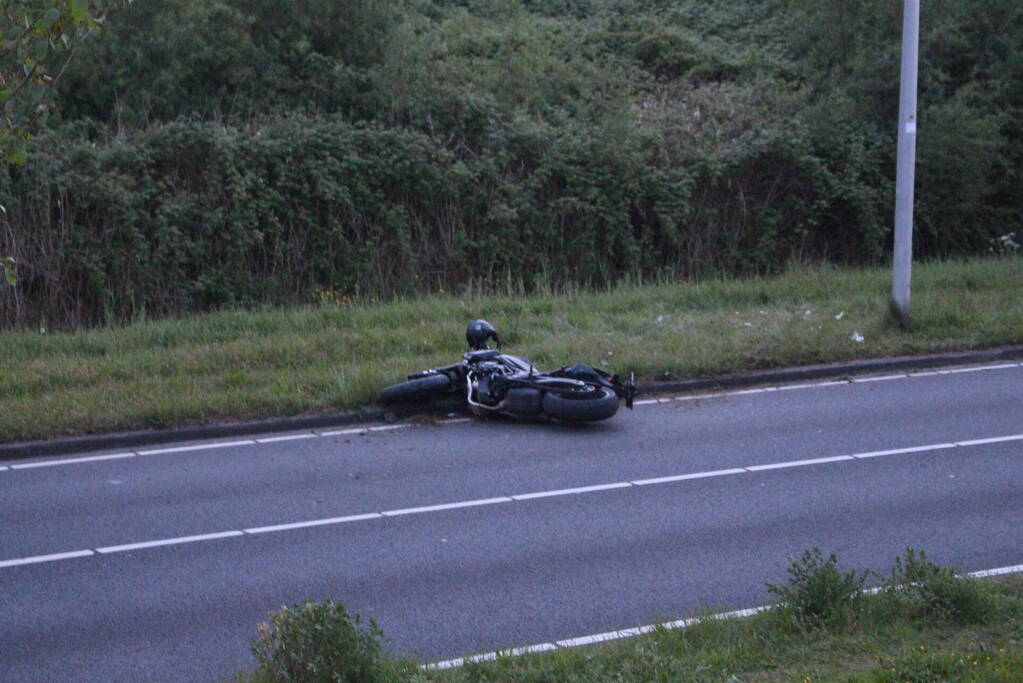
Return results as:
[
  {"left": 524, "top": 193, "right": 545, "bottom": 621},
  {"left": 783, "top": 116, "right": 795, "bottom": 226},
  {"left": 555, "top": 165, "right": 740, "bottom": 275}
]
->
[
  {"left": 379, "top": 373, "right": 452, "bottom": 405},
  {"left": 542, "top": 387, "right": 619, "bottom": 422}
]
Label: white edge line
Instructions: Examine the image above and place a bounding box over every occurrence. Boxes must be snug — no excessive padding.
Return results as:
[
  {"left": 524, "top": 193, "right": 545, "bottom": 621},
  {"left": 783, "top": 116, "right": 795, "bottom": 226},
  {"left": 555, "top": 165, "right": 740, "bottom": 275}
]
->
[
  {"left": 511, "top": 482, "right": 632, "bottom": 500},
  {"left": 631, "top": 468, "right": 746, "bottom": 486},
  {"left": 95, "top": 530, "right": 244, "bottom": 554},
  {"left": 946, "top": 364, "right": 1011, "bottom": 374},
  {"left": 853, "top": 443, "right": 956, "bottom": 458},
  {"left": 9, "top": 452, "right": 136, "bottom": 469},
  {"left": 775, "top": 383, "right": 826, "bottom": 391},
  {"left": 851, "top": 374, "right": 907, "bottom": 383},
  {"left": 244, "top": 513, "right": 383, "bottom": 534},
  {"left": 255, "top": 433, "right": 317, "bottom": 444},
  {"left": 381, "top": 497, "right": 512, "bottom": 517},
  {"left": 956, "top": 434, "right": 1023, "bottom": 447},
  {"left": 969, "top": 564, "right": 1023, "bottom": 578},
  {"left": 0, "top": 550, "right": 95, "bottom": 568},
  {"left": 368, "top": 424, "right": 411, "bottom": 432},
  {"left": 137, "top": 440, "right": 254, "bottom": 456},
  {"left": 746, "top": 455, "right": 854, "bottom": 471}
]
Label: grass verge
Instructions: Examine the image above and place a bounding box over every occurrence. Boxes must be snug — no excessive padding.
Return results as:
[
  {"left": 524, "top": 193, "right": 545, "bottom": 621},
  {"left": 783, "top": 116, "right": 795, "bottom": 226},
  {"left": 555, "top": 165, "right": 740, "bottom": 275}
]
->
[
  {"left": 239, "top": 550, "right": 1023, "bottom": 682},
  {"left": 3, "top": 257, "right": 1021, "bottom": 443}
]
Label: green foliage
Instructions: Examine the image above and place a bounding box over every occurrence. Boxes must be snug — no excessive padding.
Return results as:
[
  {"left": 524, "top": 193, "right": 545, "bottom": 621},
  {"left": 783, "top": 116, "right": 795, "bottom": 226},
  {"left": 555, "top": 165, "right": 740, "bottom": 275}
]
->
[
  {"left": 56, "top": 0, "right": 395, "bottom": 125},
  {"left": 251, "top": 600, "right": 408, "bottom": 683},
  {"left": 881, "top": 548, "right": 996, "bottom": 625},
  {"left": 767, "top": 548, "right": 870, "bottom": 631},
  {"left": 0, "top": 0, "right": 131, "bottom": 163},
  {"left": 1, "top": 0, "right": 1021, "bottom": 329},
  {"left": 1, "top": 255, "right": 13, "bottom": 286}
]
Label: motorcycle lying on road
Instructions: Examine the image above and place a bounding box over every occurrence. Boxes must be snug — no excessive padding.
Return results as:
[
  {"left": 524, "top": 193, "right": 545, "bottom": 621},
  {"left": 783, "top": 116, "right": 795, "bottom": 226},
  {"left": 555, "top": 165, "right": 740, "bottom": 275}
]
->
[{"left": 379, "top": 320, "right": 637, "bottom": 422}]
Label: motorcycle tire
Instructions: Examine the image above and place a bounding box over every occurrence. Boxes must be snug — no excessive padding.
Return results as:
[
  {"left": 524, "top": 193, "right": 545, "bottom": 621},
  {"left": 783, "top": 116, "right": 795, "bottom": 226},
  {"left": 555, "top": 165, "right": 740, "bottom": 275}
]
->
[
  {"left": 500, "top": 387, "right": 543, "bottom": 415},
  {"left": 379, "top": 374, "right": 451, "bottom": 405},
  {"left": 542, "top": 387, "right": 619, "bottom": 422}
]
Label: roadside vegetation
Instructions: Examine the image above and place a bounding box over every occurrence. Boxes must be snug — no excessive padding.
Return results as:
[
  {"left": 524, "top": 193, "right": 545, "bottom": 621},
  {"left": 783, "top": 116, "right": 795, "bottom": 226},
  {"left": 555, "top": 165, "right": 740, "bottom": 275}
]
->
[
  {"left": 240, "top": 548, "right": 1023, "bottom": 682},
  {"left": 1, "top": 256, "right": 1020, "bottom": 443},
  {"left": 2, "top": 0, "right": 1021, "bottom": 329}
]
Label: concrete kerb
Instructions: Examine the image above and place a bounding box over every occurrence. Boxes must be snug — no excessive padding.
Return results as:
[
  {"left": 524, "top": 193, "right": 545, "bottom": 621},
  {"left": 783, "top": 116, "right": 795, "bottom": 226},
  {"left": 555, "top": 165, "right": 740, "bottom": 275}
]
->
[{"left": 3, "top": 344, "right": 1022, "bottom": 461}]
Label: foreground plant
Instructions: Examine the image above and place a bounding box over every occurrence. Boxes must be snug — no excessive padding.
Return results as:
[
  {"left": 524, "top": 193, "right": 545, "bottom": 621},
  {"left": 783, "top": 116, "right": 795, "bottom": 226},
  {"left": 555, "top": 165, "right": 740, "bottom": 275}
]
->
[
  {"left": 766, "top": 547, "right": 871, "bottom": 631},
  {"left": 251, "top": 600, "right": 411, "bottom": 683}
]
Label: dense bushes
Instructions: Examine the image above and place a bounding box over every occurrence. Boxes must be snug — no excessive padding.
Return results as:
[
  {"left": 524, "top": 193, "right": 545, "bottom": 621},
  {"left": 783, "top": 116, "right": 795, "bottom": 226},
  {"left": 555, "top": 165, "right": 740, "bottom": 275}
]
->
[
  {"left": 1, "top": 0, "right": 1020, "bottom": 328},
  {"left": 0, "top": 110, "right": 895, "bottom": 327}
]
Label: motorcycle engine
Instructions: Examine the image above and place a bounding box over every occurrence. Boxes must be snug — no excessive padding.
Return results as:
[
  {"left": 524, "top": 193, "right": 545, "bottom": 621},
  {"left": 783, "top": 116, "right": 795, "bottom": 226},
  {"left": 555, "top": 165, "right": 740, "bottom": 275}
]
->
[{"left": 474, "top": 362, "right": 508, "bottom": 405}]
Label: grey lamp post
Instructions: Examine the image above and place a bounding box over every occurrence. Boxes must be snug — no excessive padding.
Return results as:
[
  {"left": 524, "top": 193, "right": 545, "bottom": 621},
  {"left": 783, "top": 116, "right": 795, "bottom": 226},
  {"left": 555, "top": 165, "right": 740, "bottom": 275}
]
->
[{"left": 892, "top": 0, "right": 920, "bottom": 328}]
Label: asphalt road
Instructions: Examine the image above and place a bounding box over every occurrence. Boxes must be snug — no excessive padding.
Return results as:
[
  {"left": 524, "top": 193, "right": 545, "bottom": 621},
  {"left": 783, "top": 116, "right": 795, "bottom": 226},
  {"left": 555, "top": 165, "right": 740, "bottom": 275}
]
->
[{"left": 1, "top": 362, "right": 1021, "bottom": 681}]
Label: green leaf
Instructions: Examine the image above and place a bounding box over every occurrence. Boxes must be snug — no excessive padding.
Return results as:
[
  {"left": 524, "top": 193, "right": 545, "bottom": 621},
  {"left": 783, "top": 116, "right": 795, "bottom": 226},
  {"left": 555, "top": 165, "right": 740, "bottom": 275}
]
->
[
  {"left": 8, "top": 142, "right": 28, "bottom": 165},
  {"left": 68, "top": 0, "right": 90, "bottom": 24},
  {"left": 2, "top": 258, "right": 16, "bottom": 287},
  {"left": 42, "top": 8, "right": 62, "bottom": 28}
]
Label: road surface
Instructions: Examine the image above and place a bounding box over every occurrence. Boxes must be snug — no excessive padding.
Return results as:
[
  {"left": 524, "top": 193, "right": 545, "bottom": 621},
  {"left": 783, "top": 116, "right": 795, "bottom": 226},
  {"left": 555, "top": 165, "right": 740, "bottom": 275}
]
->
[{"left": 1, "top": 361, "right": 1021, "bottom": 680}]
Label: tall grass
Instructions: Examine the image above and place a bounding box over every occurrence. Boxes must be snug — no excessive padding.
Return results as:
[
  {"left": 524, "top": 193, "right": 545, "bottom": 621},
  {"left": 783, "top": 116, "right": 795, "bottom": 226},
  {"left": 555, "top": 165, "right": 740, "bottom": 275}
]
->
[{"left": 2, "top": 257, "right": 1020, "bottom": 443}]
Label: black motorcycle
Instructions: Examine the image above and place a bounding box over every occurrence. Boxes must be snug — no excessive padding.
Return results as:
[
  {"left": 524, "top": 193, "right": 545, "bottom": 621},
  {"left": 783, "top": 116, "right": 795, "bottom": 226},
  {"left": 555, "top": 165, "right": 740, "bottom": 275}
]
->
[{"left": 379, "top": 320, "right": 637, "bottom": 422}]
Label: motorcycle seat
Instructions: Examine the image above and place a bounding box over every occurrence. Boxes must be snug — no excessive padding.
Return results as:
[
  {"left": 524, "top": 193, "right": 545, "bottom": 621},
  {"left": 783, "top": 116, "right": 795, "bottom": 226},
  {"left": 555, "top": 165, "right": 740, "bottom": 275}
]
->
[{"left": 465, "top": 349, "right": 501, "bottom": 362}]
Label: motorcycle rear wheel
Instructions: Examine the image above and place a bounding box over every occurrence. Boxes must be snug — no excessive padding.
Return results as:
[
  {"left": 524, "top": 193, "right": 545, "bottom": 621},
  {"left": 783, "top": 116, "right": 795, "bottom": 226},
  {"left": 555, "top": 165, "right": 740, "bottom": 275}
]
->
[
  {"left": 542, "top": 387, "right": 619, "bottom": 422},
  {"left": 379, "top": 374, "right": 452, "bottom": 405}
]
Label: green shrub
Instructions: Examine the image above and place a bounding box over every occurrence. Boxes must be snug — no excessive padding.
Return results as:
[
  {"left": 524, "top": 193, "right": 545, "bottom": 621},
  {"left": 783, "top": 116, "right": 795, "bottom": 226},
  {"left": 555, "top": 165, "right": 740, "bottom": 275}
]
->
[
  {"left": 882, "top": 548, "right": 996, "bottom": 625},
  {"left": 2, "top": 0, "right": 1020, "bottom": 331},
  {"left": 766, "top": 548, "right": 870, "bottom": 631},
  {"left": 251, "top": 600, "right": 406, "bottom": 683}
]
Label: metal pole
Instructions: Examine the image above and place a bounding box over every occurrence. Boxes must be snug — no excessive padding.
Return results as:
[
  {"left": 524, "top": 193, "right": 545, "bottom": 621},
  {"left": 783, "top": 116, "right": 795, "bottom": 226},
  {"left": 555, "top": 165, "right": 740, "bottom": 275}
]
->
[{"left": 892, "top": 0, "right": 920, "bottom": 328}]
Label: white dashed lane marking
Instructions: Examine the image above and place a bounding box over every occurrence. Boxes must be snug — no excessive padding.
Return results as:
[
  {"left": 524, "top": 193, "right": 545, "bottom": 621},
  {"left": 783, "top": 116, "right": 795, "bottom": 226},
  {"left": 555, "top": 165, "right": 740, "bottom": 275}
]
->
[{"left": 2, "top": 431, "right": 1021, "bottom": 571}]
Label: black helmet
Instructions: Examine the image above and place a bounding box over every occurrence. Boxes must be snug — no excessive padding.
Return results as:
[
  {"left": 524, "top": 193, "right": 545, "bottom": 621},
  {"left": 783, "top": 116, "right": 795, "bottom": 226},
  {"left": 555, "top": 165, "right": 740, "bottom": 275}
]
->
[{"left": 466, "top": 319, "right": 500, "bottom": 350}]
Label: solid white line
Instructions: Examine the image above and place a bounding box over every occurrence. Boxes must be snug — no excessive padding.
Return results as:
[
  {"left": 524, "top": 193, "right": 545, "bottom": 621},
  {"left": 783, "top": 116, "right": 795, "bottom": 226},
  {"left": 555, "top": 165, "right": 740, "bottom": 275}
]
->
[
  {"left": 633, "top": 399, "right": 660, "bottom": 406},
  {"left": 244, "top": 513, "right": 382, "bottom": 534},
  {"left": 511, "top": 482, "right": 632, "bottom": 500},
  {"left": 946, "top": 365, "right": 1010, "bottom": 374},
  {"left": 95, "top": 531, "right": 244, "bottom": 554},
  {"left": 0, "top": 550, "right": 95, "bottom": 568},
  {"left": 775, "top": 383, "right": 828, "bottom": 391},
  {"left": 746, "top": 455, "right": 854, "bottom": 471},
  {"left": 969, "top": 563, "right": 1023, "bottom": 578},
  {"left": 255, "top": 433, "right": 317, "bottom": 444},
  {"left": 956, "top": 434, "right": 1023, "bottom": 447},
  {"left": 9, "top": 452, "right": 136, "bottom": 469},
  {"left": 368, "top": 424, "right": 411, "bottom": 432},
  {"left": 137, "top": 440, "right": 254, "bottom": 456},
  {"left": 851, "top": 374, "right": 906, "bottom": 383},
  {"left": 381, "top": 497, "right": 512, "bottom": 517},
  {"left": 631, "top": 468, "right": 746, "bottom": 486},
  {"left": 852, "top": 443, "right": 956, "bottom": 459}
]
